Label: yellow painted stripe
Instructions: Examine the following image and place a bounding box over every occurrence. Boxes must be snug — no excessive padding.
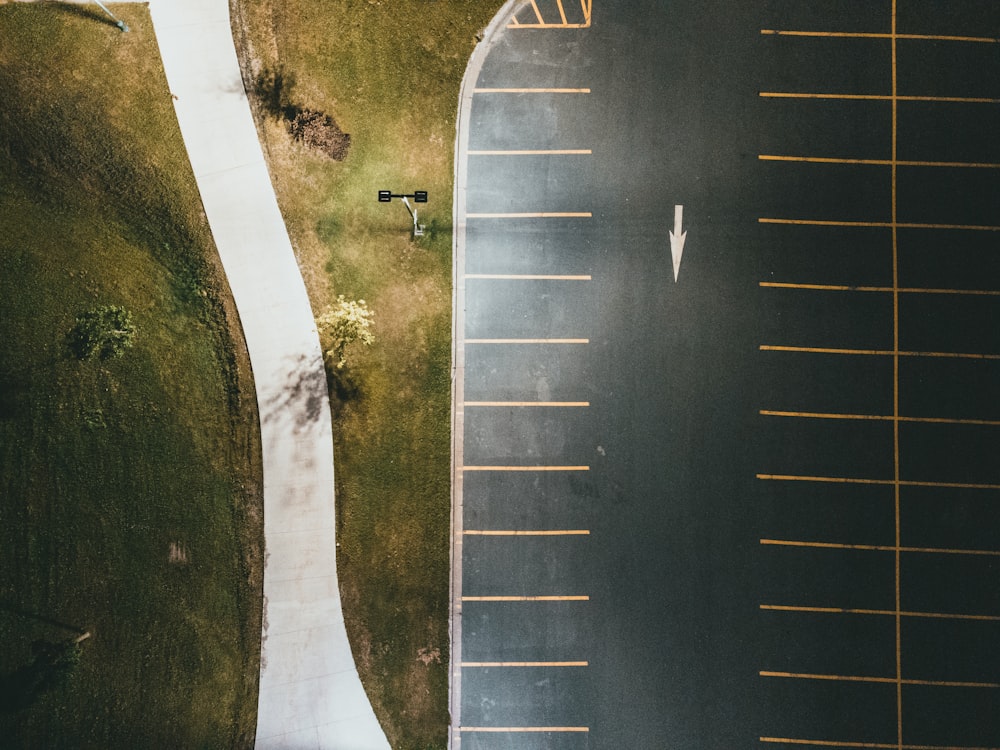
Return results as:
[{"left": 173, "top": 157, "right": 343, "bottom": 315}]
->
[
  {"left": 473, "top": 87, "right": 591, "bottom": 94},
  {"left": 462, "top": 726, "right": 590, "bottom": 732},
  {"left": 759, "top": 217, "right": 1000, "bottom": 231},
  {"left": 760, "top": 345, "right": 1000, "bottom": 360},
  {"left": 467, "top": 212, "right": 592, "bottom": 219},
  {"left": 761, "top": 671, "right": 1000, "bottom": 688},
  {"left": 757, "top": 474, "right": 1000, "bottom": 490},
  {"left": 760, "top": 409, "right": 1000, "bottom": 426},
  {"left": 555, "top": 0, "right": 568, "bottom": 25},
  {"left": 760, "top": 281, "right": 1000, "bottom": 296},
  {"left": 760, "top": 604, "right": 1000, "bottom": 623},
  {"left": 465, "top": 274, "right": 592, "bottom": 280},
  {"left": 761, "top": 737, "right": 1000, "bottom": 749},
  {"left": 760, "top": 538, "right": 1000, "bottom": 557},
  {"left": 462, "top": 466, "right": 589, "bottom": 472},
  {"left": 759, "top": 92, "right": 1000, "bottom": 103},
  {"left": 464, "top": 401, "right": 590, "bottom": 407},
  {"left": 759, "top": 154, "right": 1000, "bottom": 169},
  {"left": 761, "top": 29, "right": 1000, "bottom": 44},
  {"left": 468, "top": 149, "right": 592, "bottom": 155},
  {"left": 462, "top": 660, "right": 588, "bottom": 667},
  {"left": 465, "top": 338, "right": 589, "bottom": 344},
  {"left": 760, "top": 738, "right": 896, "bottom": 749},
  {"left": 528, "top": 0, "right": 543, "bottom": 23},
  {"left": 461, "top": 595, "right": 589, "bottom": 601},
  {"left": 463, "top": 529, "right": 590, "bottom": 535}
]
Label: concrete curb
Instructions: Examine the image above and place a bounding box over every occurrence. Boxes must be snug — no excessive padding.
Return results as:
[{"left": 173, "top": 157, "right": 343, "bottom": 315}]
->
[{"left": 448, "top": 3, "right": 525, "bottom": 748}]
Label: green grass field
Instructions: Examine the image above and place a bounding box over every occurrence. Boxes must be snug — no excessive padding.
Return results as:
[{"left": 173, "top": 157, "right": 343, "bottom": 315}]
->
[
  {"left": 231, "top": 1, "right": 503, "bottom": 746},
  {"left": 0, "top": 5, "right": 263, "bottom": 747}
]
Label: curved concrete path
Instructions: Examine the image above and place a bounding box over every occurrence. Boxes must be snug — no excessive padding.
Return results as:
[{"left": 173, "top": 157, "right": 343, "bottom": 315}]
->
[{"left": 144, "top": 2, "right": 389, "bottom": 748}]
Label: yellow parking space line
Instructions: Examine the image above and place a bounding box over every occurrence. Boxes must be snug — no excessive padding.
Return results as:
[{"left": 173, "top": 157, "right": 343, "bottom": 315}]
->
[
  {"left": 760, "top": 409, "right": 1000, "bottom": 427},
  {"left": 528, "top": 0, "right": 544, "bottom": 24},
  {"left": 463, "top": 467, "right": 589, "bottom": 473},
  {"left": 464, "top": 529, "right": 590, "bottom": 535},
  {"left": 467, "top": 212, "right": 593, "bottom": 219},
  {"left": 761, "top": 29, "right": 999, "bottom": 44},
  {"left": 761, "top": 671, "right": 1000, "bottom": 689},
  {"left": 462, "top": 660, "right": 588, "bottom": 666},
  {"left": 555, "top": 0, "right": 569, "bottom": 25},
  {"left": 760, "top": 345, "right": 1000, "bottom": 360},
  {"left": 760, "top": 282, "right": 1000, "bottom": 296},
  {"left": 760, "top": 538, "right": 1000, "bottom": 558},
  {"left": 474, "top": 87, "right": 591, "bottom": 94},
  {"left": 760, "top": 604, "right": 1000, "bottom": 623},
  {"left": 461, "top": 595, "right": 589, "bottom": 601},
  {"left": 760, "top": 738, "right": 897, "bottom": 748},
  {"left": 465, "top": 339, "right": 589, "bottom": 345},
  {"left": 466, "top": 274, "right": 592, "bottom": 280},
  {"left": 462, "top": 727, "right": 589, "bottom": 734},
  {"left": 759, "top": 91, "right": 1000, "bottom": 104},
  {"left": 759, "top": 154, "right": 1000, "bottom": 169},
  {"left": 759, "top": 217, "right": 1000, "bottom": 231},
  {"left": 758, "top": 473, "right": 1000, "bottom": 490},
  {"left": 468, "top": 149, "right": 592, "bottom": 155},
  {"left": 465, "top": 401, "right": 590, "bottom": 407}
]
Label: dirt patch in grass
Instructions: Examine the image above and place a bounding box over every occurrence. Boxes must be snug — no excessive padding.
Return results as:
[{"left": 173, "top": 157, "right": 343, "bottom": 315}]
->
[
  {"left": 0, "top": 5, "right": 263, "bottom": 747},
  {"left": 231, "top": 1, "right": 503, "bottom": 746}
]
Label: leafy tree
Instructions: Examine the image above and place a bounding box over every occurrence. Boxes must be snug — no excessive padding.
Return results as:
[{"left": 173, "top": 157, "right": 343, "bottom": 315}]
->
[
  {"left": 69, "top": 305, "right": 136, "bottom": 360},
  {"left": 316, "top": 295, "right": 374, "bottom": 370}
]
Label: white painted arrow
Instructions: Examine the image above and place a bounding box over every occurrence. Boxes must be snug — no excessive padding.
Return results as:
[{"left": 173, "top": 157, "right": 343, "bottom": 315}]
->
[{"left": 669, "top": 204, "right": 687, "bottom": 282}]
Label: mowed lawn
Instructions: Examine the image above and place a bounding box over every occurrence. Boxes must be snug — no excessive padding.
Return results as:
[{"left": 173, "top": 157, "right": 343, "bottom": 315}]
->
[
  {"left": 231, "top": 1, "right": 502, "bottom": 746},
  {"left": 0, "top": 6, "right": 262, "bottom": 748}
]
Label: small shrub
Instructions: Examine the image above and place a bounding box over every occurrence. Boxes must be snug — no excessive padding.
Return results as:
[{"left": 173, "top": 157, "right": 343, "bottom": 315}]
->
[
  {"left": 316, "top": 296, "right": 374, "bottom": 370},
  {"left": 288, "top": 108, "right": 351, "bottom": 161}
]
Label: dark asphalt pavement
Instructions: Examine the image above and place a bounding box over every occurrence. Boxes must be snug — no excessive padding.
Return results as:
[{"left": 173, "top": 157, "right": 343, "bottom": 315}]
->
[{"left": 453, "top": 1, "right": 1000, "bottom": 747}]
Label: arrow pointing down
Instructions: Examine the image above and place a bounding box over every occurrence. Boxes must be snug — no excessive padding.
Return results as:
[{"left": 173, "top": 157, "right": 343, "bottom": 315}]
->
[{"left": 669, "top": 204, "right": 686, "bottom": 282}]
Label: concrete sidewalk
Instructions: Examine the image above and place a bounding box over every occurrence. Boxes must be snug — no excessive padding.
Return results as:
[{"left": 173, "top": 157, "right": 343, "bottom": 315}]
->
[{"left": 145, "top": 2, "right": 389, "bottom": 748}]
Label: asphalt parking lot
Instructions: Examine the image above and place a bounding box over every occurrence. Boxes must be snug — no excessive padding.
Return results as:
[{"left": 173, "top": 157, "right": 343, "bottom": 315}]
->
[{"left": 453, "top": 0, "right": 1000, "bottom": 746}]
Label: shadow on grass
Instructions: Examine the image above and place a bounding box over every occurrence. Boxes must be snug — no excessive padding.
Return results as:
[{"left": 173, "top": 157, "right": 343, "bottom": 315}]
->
[
  {"left": 41, "top": 1, "right": 124, "bottom": 30},
  {"left": 0, "top": 639, "right": 83, "bottom": 715}
]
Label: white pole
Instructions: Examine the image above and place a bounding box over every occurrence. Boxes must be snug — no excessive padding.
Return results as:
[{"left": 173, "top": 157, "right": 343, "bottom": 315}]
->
[{"left": 93, "top": 0, "right": 129, "bottom": 32}]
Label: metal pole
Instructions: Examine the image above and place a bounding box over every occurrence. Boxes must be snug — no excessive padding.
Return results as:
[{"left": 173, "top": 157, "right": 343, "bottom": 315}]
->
[{"left": 93, "top": 0, "right": 129, "bottom": 32}]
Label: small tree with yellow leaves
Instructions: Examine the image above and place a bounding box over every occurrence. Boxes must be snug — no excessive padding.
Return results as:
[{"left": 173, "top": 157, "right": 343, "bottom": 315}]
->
[{"left": 316, "top": 295, "right": 374, "bottom": 370}]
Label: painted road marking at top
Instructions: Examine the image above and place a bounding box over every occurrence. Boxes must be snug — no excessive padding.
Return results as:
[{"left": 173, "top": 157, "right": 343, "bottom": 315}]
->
[
  {"left": 462, "top": 595, "right": 589, "bottom": 601},
  {"left": 508, "top": 0, "right": 592, "bottom": 29},
  {"left": 462, "top": 465, "right": 590, "bottom": 472},
  {"left": 465, "top": 338, "right": 589, "bottom": 344},
  {"left": 760, "top": 91, "right": 1000, "bottom": 104}
]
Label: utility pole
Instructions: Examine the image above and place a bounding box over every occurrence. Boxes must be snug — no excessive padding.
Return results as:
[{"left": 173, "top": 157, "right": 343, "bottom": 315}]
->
[{"left": 378, "top": 190, "right": 428, "bottom": 237}]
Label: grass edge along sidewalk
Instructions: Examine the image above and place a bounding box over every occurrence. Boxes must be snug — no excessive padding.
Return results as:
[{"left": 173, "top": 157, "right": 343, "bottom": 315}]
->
[{"left": 230, "top": 1, "right": 505, "bottom": 747}]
